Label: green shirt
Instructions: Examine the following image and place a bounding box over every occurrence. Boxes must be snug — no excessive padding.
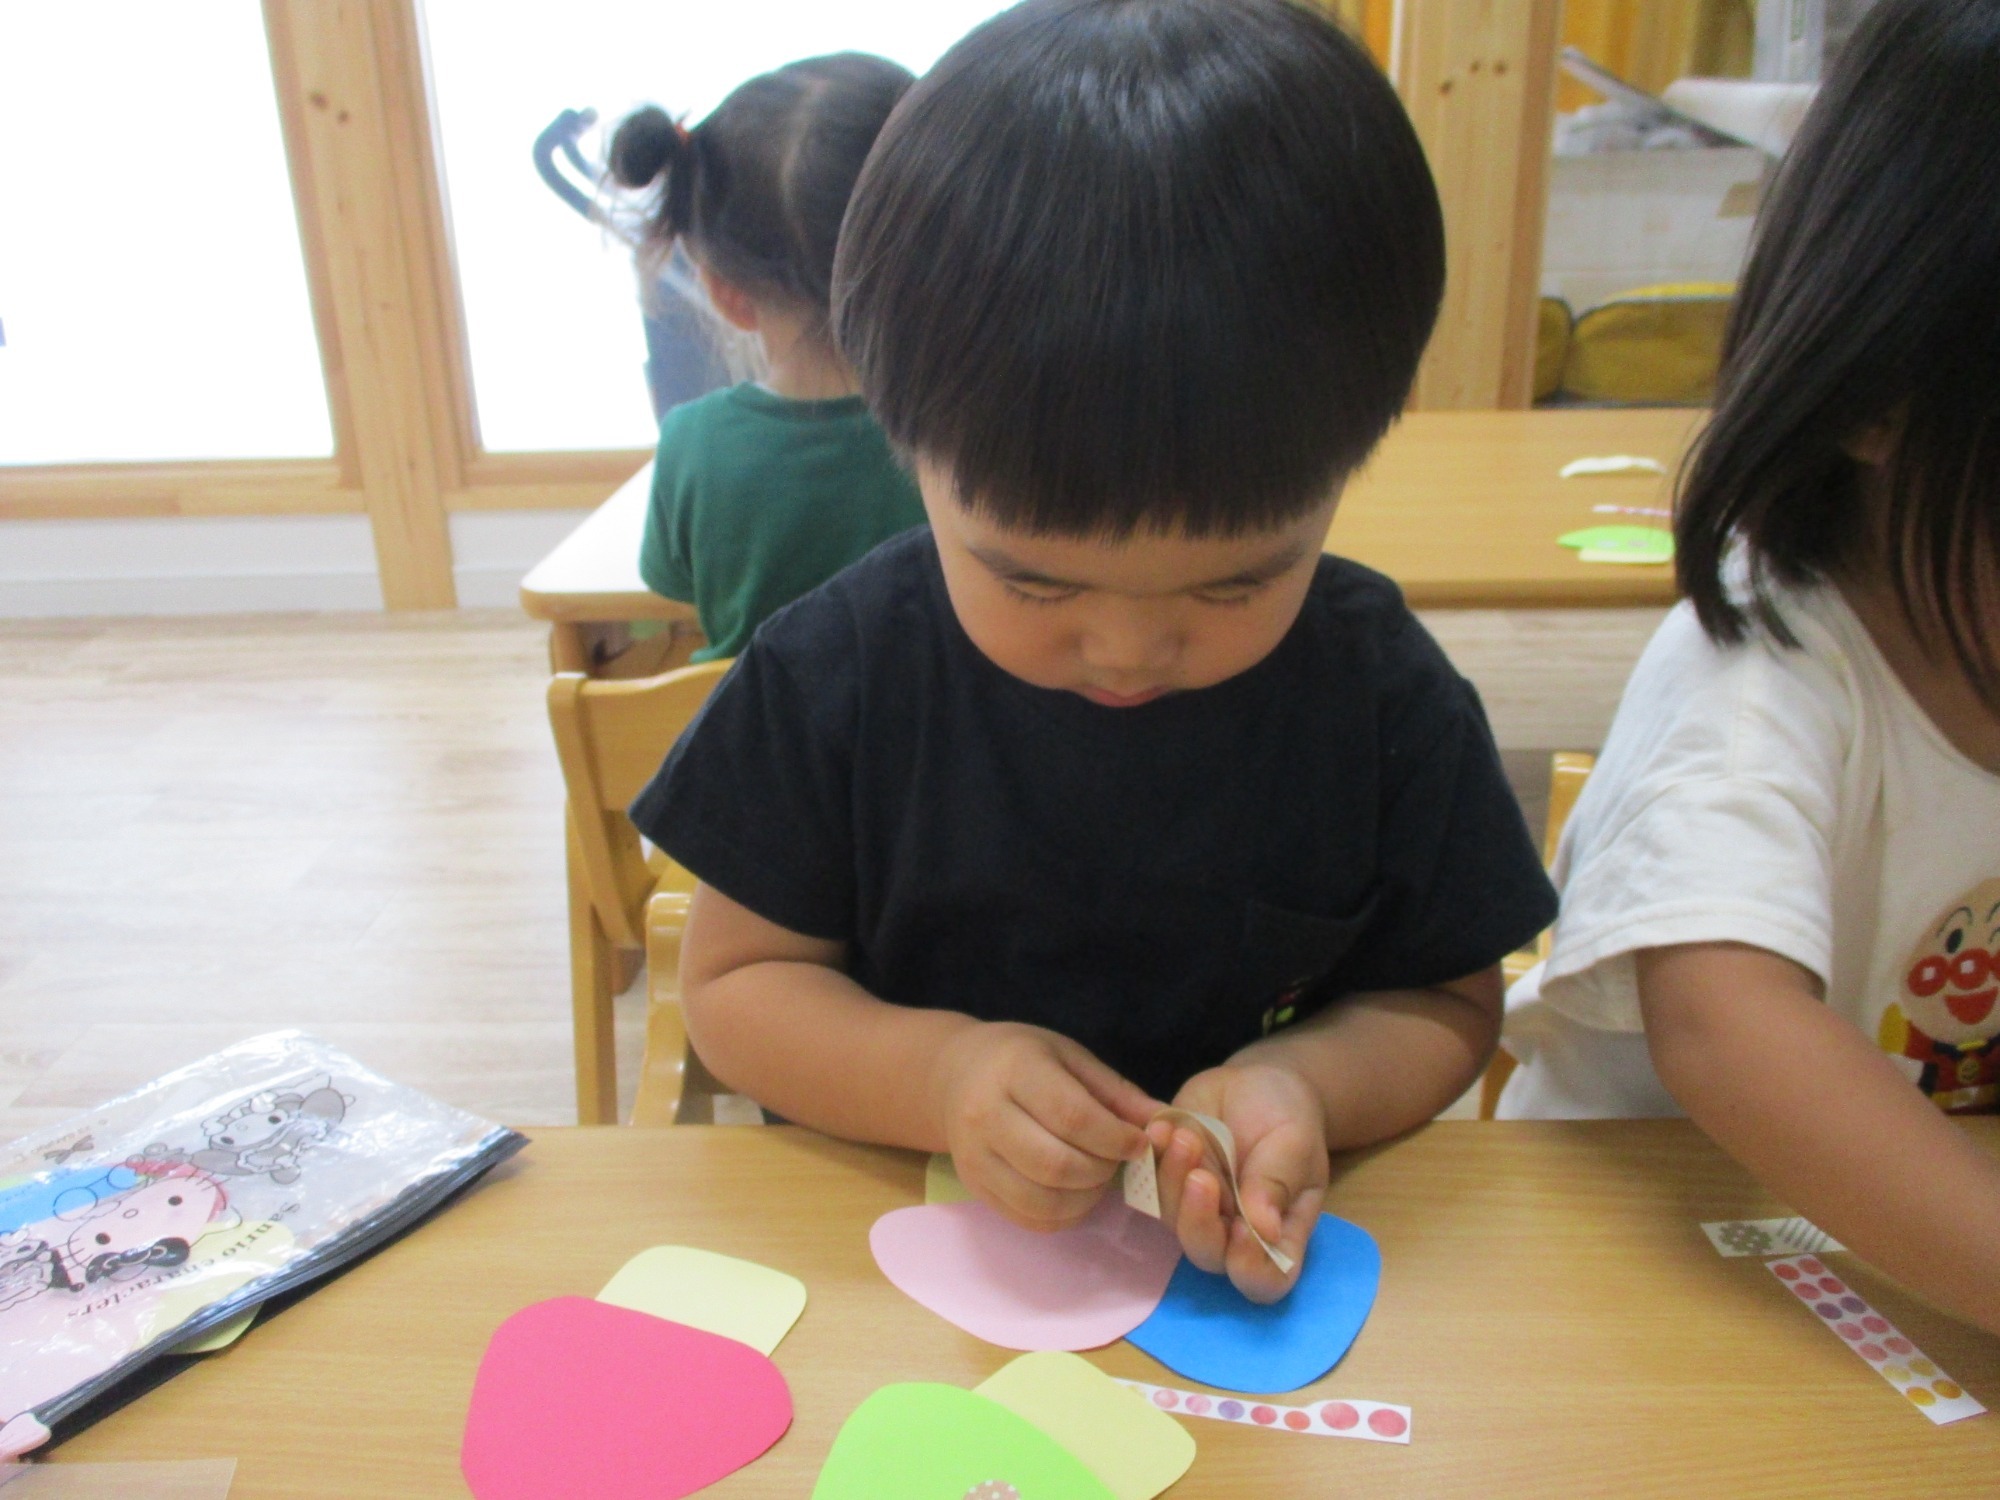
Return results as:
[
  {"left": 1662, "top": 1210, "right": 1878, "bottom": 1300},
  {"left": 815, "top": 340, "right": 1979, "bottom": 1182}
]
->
[{"left": 638, "top": 384, "right": 926, "bottom": 662}]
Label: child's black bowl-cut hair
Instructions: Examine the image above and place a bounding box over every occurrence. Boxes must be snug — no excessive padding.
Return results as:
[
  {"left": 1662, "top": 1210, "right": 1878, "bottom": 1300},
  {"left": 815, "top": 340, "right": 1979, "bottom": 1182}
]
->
[{"left": 833, "top": 0, "right": 1444, "bottom": 539}]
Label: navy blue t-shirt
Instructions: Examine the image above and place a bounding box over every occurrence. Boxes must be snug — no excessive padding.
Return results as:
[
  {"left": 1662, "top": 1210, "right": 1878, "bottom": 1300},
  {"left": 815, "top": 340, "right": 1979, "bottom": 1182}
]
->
[{"left": 630, "top": 529, "right": 1555, "bottom": 1101}]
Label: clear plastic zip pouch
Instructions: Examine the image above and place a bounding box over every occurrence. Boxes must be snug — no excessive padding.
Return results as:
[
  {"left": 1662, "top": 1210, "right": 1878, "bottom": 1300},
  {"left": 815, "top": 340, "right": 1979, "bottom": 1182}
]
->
[{"left": 0, "top": 1032, "right": 525, "bottom": 1456}]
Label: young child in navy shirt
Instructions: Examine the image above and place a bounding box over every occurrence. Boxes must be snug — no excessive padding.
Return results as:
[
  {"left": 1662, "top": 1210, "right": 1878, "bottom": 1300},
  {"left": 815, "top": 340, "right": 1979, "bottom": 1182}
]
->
[{"left": 633, "top": 0, "right": 1554, "bottom": 1301}]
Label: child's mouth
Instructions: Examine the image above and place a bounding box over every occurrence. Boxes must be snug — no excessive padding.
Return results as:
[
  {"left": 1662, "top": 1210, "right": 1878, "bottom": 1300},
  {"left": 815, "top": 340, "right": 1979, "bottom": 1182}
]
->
[
  {"left": 1078, "top": 685, "right": 1169, "bottom": 708},
  {"left": 1946, "top": 987, "right": 1998, "bottom": 1026}
]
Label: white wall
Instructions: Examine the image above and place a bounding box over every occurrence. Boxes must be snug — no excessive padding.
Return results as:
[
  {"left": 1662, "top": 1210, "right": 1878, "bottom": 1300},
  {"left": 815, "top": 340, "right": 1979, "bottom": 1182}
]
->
[{"left": 0, "top": 511, "right": 585, "bottom": 617}]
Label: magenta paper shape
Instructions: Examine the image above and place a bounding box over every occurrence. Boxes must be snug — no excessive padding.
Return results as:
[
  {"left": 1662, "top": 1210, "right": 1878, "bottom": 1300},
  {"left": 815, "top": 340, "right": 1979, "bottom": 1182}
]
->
[
  {"left": 461, "top": 1296, "right": 792, "bottom": 1500},
  {"left": 870, "top": 1195, "right": 1181, "bottom": 1351}
]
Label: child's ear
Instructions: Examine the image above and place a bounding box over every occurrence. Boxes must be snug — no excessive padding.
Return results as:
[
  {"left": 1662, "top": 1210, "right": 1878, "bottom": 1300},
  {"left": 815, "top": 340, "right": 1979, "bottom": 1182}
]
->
[
  {"left": 696, "top": 264, "right": 762, "bottom": 334},
  {"left": 1842, "top": 411, "right": 1903, "bottom": 468}
]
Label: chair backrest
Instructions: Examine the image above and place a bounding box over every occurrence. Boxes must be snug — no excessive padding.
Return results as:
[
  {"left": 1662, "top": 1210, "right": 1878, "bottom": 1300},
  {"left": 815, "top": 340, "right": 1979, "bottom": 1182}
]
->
[
  {"left": 1482, "top": 749, "right": 1597, "bottom": 1120},
  {"left": 548, "top": 660, "right": 731, "bottom": 948},
  {"left": 1542, "top": 753, "right": 1596, "bottom": 870}
]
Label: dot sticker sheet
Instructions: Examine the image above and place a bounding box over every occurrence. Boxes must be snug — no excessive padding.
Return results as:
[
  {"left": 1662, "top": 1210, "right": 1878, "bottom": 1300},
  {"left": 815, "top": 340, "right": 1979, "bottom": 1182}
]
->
[
  {"left": 1115, "top": 1379, "right": 1410, "bottom": 1445},
  {"left": 1767, "top": 1255, "right": 1985, "bottom": 1425},
  {"left": 1701, "top": 1216, "right": 1844, "bottom": 1258}
]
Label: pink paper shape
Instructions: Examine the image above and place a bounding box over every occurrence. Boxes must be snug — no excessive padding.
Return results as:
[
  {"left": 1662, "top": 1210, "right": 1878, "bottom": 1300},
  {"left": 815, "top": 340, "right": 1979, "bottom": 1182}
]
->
[
  {"left": 461, "top": 1297, "right": 792, "bottom": 1500},
  {"left": 870, "top": 1195, "right": 1182, "bottom": 1351}
]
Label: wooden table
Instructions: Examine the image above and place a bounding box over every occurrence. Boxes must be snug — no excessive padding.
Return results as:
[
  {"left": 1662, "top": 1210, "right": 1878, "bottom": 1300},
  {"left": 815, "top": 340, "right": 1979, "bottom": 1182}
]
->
[
  {"left": 518, "top": 465, "right": 699, "bottom": 674},
  {"left": 1331, "top": 407, "right": 1695, "bottom": 607},
  {"left": 50, "top": 1120, "right": 2000, "bottom": 1496},
  {"left": 518, "top": 409, "right": 1697, "bottom": 671}
]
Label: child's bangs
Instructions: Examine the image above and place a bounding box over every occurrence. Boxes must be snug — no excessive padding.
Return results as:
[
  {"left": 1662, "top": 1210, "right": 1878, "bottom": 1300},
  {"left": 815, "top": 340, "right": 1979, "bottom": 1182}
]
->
[
  {"left": 916, "top": 287, "right": 1389, "bottom": 540},
  {"left": 834, "top": 0, "right": 1443, "bottom": 541}
]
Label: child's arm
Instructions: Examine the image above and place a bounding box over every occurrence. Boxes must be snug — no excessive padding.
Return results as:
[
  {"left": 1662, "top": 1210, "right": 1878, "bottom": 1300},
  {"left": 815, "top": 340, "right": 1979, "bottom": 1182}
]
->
[
  {"left": 679, "top": 882, "right": 1158, "bottom": 1231},
  {"left": 1641, "top": 942, "right": 2000, "bottom": 1337},
  {"left": 1155, "top": 966, "right": 1502, "bottom": 1302}
]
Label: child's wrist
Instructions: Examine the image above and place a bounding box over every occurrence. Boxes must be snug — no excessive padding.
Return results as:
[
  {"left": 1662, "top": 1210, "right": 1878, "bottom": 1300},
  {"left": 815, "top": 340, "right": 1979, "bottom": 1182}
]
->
[{"left": 919, "top": 1010, "right": 991, "bottom": 1150}]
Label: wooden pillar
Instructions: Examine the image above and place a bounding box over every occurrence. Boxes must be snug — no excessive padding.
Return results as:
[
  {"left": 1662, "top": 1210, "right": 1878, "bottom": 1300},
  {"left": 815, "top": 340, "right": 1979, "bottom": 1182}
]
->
[
  {"left": 1393, "top": 0, "right": 1561, "bottom": 410},
  {"left": 265, "top": 0, "right": 462, "bottom": 608},
  {"left": 1322, "top": 0, "right": 1395, "bottom": 69}
]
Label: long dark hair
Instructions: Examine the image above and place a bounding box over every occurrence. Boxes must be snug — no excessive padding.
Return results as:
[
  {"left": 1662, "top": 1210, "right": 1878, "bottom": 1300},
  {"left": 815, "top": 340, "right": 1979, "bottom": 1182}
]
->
[
  {"left": 833, "top": 0, "right": 1443, "bottom": 539},
  {"left": 1676, "top": 0, "right": 2000, "bottom": 703},
  {"left": 608, "top": 53, "right": 914, "bottom": 329}
]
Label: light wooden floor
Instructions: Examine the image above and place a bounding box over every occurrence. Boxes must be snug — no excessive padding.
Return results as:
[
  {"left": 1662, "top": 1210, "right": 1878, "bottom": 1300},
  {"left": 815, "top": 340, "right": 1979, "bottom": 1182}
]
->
[{"left": 0, "top": 605, "right": 1665, "bottom": 1139}]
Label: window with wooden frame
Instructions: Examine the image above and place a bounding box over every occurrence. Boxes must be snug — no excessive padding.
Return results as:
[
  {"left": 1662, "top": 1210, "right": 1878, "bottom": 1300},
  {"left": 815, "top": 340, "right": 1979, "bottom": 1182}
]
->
[{"left": 0, "top": 0, "right": 1565, "bottom": 611}]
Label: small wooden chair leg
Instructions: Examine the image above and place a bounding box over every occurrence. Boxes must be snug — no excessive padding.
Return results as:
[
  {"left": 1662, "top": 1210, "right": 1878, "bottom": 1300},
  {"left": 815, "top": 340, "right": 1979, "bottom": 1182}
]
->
[
  {"left": 1480, "top": 1048, "right": 1520, "bottom": 1120},
  {"left": 567, "top": 814, "right": 619, "bottom": 1124}
]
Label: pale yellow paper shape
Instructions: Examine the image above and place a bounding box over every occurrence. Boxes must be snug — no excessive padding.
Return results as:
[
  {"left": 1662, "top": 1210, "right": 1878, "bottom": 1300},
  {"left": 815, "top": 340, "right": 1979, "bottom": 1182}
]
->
[
  {"left": 172, "top": 1307, "right": 257, "bottom": 1354},
  {"left": 138, "top": 1220, "right": 294, "bottom": 1350},
  {"left": 1151, "top": 1107, "right": 1295, "bottom": 1274},
  {"left": 925, "top": 1152, "right": 975, "bottom": 1205},
  {"left": 596, "top": 1245, "right": 806, "bottom": 1356},
  {"left": 977, "top": 1351, "right": 1196, "bottom": 1500}
]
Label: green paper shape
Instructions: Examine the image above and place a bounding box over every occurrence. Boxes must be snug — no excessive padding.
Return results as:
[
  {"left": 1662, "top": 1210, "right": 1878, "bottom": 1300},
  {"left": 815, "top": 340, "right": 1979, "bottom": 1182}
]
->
[
  {"left": 812, "top": 1384, "right": 1115, "bottom": 1500},
  {"left": 1557, "top": 525, "right": 1674, "bottom": 563}
]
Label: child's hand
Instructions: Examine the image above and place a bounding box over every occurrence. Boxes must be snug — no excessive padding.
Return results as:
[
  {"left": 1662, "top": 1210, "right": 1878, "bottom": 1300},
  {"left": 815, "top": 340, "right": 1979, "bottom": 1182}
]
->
[
  {"left": 1152, "top": 1063, "right": 1328, "bottom": 1303},
  {"left": 934, "top": 1021, "right": 1161, "bottom": 1234}
]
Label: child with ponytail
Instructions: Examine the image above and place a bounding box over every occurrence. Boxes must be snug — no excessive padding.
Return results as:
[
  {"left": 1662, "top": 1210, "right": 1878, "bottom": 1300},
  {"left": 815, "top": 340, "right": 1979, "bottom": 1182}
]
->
[{"left": 608, "top": 54, "right": 924, "bottom": 662}]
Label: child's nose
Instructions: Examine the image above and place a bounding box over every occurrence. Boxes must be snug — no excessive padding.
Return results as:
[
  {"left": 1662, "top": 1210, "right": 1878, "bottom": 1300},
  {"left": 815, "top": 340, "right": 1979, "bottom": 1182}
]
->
[{"left": 1081, "top": 603, "right": 1179, "bottom": 674}]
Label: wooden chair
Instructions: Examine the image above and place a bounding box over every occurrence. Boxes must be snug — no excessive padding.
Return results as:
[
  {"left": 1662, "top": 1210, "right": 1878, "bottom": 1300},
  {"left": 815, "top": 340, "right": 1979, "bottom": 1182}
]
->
[
  {"left": 1481, "top": 751, "right": 1596, "bottom": 1118},
  {"left": 548, "top": 661, "right": 729, "bottom": 1124}
]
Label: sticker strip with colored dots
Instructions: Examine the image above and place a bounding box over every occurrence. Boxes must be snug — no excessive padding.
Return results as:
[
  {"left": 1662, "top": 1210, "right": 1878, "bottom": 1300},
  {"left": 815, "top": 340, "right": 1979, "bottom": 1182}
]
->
[
  {"left": 1767, "top": 1255, "right": 1986, "bottom": 1426},
  {"left": 1114, "top": 1379, "right": 1411, "bottom": 1445}
]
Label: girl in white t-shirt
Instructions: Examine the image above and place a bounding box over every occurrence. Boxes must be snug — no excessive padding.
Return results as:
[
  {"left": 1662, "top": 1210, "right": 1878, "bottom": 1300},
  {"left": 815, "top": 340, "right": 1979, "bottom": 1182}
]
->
[{"left": 1501, "top": 0, "right": 2000, "bottom": 1336}]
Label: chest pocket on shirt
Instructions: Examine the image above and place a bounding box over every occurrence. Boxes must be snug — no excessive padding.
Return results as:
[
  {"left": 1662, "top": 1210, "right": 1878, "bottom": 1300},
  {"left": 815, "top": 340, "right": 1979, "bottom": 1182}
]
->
[{"left": 1241, "top": 897, "right": 1378, "bottom": 1033}]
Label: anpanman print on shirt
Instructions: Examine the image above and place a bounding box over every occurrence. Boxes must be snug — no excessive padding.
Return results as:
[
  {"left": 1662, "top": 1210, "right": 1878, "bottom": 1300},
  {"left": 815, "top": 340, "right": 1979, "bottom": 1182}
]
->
[{"left": 1879, "top": 878, "right": 2000, "bottom": 1113}]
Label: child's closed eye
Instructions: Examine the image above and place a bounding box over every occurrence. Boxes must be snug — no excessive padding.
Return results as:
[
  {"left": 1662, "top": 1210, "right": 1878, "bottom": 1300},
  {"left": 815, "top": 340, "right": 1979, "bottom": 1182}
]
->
[
  {"left": 1190, "top": 585, "right": 1264, "bottom": 608},
  {"left": 1001, "top": 581, "right": 1081, "bottom": 606}
]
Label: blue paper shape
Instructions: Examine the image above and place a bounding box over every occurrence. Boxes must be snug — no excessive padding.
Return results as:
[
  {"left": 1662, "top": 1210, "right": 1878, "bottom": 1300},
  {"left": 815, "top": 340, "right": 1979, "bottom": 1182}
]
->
[{"left": 1126, "top": 1214, "right": 1381, "bottom": 1394}]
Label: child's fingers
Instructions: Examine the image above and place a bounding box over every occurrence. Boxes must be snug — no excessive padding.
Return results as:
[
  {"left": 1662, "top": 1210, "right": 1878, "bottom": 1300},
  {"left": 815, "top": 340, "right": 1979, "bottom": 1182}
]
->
[
  {"left": 992, "top": 1104, "right": 1124, "bottom": 1195},
  {"left": 1239, "top": 1167, "right": 1303, "bottom": 1250},
  {"left": 1151, "top": 1124, "right": 1207, "bottom": 1226},
  {"left": 964, "top": 1144, "right": 1108, "bottom": 1232},
  {"left": 1260, "top": 1182, "right": 1325, "bottom": 1270},
  {"left": 1283, "top": 1183, "right": 1326, "bottom": 1250},
  {"left": 1049, "top": 1036, "right": 1164, "bottom": 1140},
  {"left": 1169, "top": 1165, "right": 1231, "bottom": 1274},
  {"left": 987, "top": 1176, "right": 1106, "bottom": 1233},
  {"left": 1228, "top": 1164, "right": 1323, "bottom": 1301},
  {"left": 1016, "top": 1046, "right": 1151, "bottom": 1166},
  {"left": 1223, "top": 1216, "right": 1301, "bottom": 1305},
  {"left": 1238, "top": 1126, "right": 1326, "bottom": 1246},
  {"left": 990, "top": 1061, "right": 1141, "bottom": 1196}
]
